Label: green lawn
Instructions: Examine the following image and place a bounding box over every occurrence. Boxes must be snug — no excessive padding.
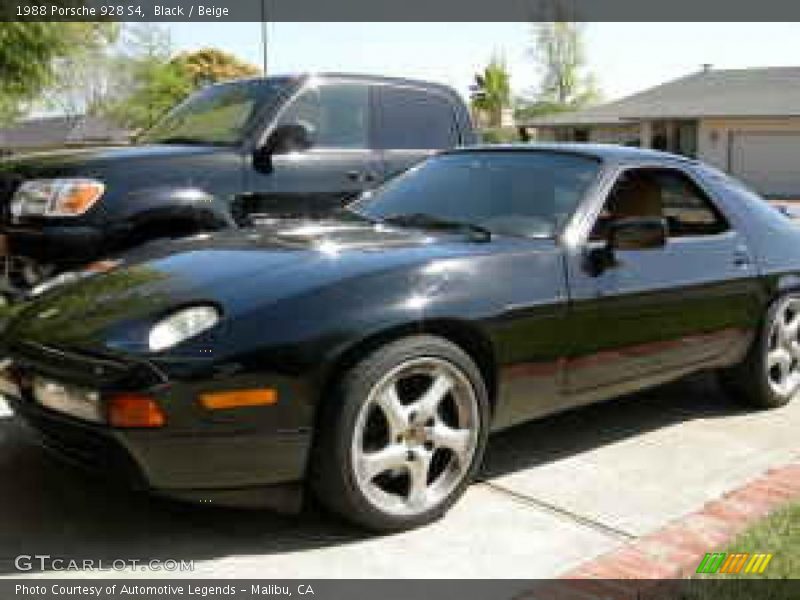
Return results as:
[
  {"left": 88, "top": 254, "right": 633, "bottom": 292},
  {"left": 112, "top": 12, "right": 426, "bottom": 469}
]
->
[
  {"left": 678, "top": 502, "right": 800, "bottom": 600},
  {"left": 716, "top": 502, "right": 800, "bottom": 579}
]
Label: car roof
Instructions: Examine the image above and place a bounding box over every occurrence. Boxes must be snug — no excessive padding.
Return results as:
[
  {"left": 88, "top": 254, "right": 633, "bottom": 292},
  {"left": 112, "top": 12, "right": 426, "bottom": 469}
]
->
[
  {"left": 449, "top": 142, "right": 697, "bottom": 165},
  {"left": 302, "top": 72, "right": 461, "bottom": 93},
  {"left": 207, "top": 73, "right": 462, "bottom": 98}
]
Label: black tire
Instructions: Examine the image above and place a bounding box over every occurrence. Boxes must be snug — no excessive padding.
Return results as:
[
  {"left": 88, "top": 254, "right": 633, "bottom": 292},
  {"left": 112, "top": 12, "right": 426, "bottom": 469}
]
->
[
  {"left": 310, "top": 335, "right": 490, "bottom": 532},
  {"left": 719, "top": 293, "right": 800, "bottom": 409}
]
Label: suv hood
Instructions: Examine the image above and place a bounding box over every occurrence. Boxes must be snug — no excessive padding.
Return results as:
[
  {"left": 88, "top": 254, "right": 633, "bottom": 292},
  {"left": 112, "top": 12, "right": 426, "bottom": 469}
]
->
[{"left": 1, "top": 144, "right": 232, "bottom": 179}]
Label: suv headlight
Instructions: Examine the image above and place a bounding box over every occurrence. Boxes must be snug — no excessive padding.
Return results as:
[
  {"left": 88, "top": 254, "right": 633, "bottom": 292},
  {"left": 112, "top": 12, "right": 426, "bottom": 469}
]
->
[
  {"left": 148, "top": 305, "right": 221, "bottom": 352},
  {"left": 11, "top": 178, "right": 105, "bottom": 219}
]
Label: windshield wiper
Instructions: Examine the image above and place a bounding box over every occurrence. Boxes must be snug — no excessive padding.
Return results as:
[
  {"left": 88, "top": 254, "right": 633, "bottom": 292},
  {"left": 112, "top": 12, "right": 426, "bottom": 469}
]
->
[
  {"left": 380, "top": 212, "right": 492, "bottom": 242},
  {"left": 148, "top": 136, "right": 224, "bottom": 146}
]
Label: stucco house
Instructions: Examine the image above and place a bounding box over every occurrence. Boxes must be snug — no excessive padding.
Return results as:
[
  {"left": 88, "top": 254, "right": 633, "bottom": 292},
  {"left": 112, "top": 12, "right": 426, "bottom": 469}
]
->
[{"left": 523, "top": 66, "right": 800, "bottom": 199}]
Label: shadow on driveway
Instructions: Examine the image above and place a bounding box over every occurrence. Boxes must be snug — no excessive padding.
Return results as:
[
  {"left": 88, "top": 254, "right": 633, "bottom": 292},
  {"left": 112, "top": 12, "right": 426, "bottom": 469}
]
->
[
  {"left": 0, "top": 419, "right": 367, "bottom": 575},
  {"left": 0, "top": 373, "right": 749, "bottom": 575},
  {"left": 481, "top": 373, "right": 747, "bottom": 479}
]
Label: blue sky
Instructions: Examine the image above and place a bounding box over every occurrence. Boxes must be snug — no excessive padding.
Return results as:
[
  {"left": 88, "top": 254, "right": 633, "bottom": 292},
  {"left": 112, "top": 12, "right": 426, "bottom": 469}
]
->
[{"left": 165, "top": 22, "right": 800, "bottom": 102}]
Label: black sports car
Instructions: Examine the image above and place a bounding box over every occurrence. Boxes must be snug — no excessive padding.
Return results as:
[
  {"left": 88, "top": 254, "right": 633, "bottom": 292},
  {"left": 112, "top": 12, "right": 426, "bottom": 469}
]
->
[{"left": 2, "top": 144, "right": 799, "bottom": 531}]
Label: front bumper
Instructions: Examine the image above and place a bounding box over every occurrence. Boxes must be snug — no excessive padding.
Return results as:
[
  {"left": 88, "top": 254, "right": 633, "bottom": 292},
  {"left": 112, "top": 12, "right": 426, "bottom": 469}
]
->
[
  {"left": 3, "top": 343, "right": 314, "bottom": 511},
  {"left": 2, "top": 224, "right": 104, "bottom": 267}
]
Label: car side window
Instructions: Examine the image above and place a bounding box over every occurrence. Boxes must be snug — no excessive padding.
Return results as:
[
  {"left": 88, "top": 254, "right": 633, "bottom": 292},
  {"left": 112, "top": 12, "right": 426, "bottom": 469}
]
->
[
  {"left": 278, "top": 83, "right": 369, "bottom": 149},
  {"left": 590, "top": 167, "right": 729, "bottom": 241},
  {"left": 659, "top": 170, "right": 729, "bottom": 236},
  {"left": 373, "top": 86, "right": 459, "bottom": 150}
]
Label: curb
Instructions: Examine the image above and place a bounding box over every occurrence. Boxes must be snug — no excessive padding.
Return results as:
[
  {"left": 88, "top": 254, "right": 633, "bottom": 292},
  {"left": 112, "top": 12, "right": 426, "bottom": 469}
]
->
[
  {"left": 560, "top": 462, "right": 800, "bottom": 581},
  {"left": 514, "top": 462, "right": 800, "bottom": 599}
]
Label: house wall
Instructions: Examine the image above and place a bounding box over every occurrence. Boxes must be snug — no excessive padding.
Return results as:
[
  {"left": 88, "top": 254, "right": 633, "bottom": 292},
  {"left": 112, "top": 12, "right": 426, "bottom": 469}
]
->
[
  {"left": 532, "top": 115, "right": 800, "bottom": 198},
  {"left": 531, "top": 124, "right": 638, "bottom": 144},
  {"left": 697, "top": 117, "right": 800, "bottom": 170},
  {"left": 587, "top": 124, "right": 640, "bottom": 145},
  {"left": 529, "top": 127, "right": 559, "bottom": 141}
]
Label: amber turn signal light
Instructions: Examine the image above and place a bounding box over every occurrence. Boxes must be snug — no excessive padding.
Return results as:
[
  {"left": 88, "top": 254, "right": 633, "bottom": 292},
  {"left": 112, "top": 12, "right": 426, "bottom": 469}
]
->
[
  {"left": 108, "top": 393, "right": 166, "bottom": 428},
  {"left": 200, "top": 388, "right": 278, "bottom": 410},
  {"left": 49, "top": 180, "right": 105, "bottom": 216}
]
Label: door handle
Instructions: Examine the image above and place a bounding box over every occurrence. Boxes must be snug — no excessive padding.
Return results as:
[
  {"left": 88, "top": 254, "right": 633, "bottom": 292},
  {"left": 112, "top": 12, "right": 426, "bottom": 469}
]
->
[
  {"left": 346, "top": 170, "right": 377, "bottom": 184},
  {"left": 733, "top": 247, "right": 751, "bottom": 267}
]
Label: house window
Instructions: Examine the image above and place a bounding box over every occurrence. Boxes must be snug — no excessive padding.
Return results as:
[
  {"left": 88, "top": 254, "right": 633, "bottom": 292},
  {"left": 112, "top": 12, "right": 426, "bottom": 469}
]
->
[
  {"left": 676, "top": 121, "right": 698, "bottom": 158},
  {"left": 573, "top": 128, "right": 590, "bottom": 142}
]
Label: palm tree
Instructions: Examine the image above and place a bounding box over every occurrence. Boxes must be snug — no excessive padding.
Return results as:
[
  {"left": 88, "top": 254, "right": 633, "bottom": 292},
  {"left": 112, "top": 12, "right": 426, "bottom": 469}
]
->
[{"left": 470, "top": 55, "right": 511, "bottom": 128}]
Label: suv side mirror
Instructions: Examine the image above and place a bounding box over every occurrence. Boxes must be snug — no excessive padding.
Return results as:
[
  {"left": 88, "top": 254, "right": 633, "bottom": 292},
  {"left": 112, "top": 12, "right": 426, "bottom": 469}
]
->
[
  {"left": 264, "top": 122, "right": 314, "bottom": 155},
  {"left": 609, "top": 217, "right": 667, "bottom": 250},
  {"left": 585, "top": 217, "right": 667, "bottom": 276}
]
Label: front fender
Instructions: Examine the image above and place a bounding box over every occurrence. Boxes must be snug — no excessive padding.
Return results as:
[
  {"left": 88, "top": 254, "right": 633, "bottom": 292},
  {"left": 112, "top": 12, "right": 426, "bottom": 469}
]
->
[
  {"left": 213, "top": 254, "right": 502, "bottom": 387},
  {"left": 111, "top": 187, "right": 236, "bottom": 232}
]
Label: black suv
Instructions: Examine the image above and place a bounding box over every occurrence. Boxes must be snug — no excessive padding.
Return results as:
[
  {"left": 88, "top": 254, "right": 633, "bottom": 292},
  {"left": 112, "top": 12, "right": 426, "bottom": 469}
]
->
[{"left": 0, "top": 73, "right": 475, "bottom": 296}]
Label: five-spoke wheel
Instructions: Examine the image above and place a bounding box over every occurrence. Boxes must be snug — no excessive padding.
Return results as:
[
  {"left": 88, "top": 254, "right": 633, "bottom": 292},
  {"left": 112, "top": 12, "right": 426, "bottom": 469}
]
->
[
  {"left": 720, "top": 292, "right": 800, "bottom": 409},
  {"left": 765, "top": 295, "right": 800, "bottom": 399},
  {"left": 352, "top": 357, "right": 479, "bottom": 516},
  {"left": 311, "top": 335, "right": 488, "bottom": 531}
]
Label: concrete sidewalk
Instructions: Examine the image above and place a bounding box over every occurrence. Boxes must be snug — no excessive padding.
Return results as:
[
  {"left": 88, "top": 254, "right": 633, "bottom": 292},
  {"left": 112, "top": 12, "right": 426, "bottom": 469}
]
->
[{"left": 0, "top": 373, "right": 798, "bottom": 579}]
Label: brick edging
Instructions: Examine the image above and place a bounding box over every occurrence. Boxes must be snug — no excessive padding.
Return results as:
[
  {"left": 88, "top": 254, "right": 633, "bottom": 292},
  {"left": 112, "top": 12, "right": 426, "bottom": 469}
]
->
[{"left": 560, "top": 462, "right": 800, "bottom": 581}]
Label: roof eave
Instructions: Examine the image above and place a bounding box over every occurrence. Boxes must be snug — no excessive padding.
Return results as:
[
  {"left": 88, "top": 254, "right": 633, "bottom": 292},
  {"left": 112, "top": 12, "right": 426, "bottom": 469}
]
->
[{"left": 525, "top": 111, "right": 800, "bottom": 128}]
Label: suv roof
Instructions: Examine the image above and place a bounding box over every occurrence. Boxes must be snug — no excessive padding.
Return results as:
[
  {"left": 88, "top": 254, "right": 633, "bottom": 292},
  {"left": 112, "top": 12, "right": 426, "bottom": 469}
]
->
[
  {"left": 301, "top": 72, "right": 462, "bottom": 95},
  {"left": 209, "top": 72, "right": 464, "bottom": 99}
]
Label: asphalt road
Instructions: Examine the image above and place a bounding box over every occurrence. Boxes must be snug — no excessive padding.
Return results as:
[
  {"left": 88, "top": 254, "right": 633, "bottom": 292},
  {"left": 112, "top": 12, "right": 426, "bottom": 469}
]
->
[{"left": 1, "top": 373, "right": 798, "bottom": 579}]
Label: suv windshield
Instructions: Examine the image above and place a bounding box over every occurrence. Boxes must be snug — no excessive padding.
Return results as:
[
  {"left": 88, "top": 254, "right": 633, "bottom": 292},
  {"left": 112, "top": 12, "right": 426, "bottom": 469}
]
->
[
  {"left": 352, "top": 151, "right": 601, "bottom": 238},
  {"left": 140, "top": 78, "right": 293, "bottom": 146}
]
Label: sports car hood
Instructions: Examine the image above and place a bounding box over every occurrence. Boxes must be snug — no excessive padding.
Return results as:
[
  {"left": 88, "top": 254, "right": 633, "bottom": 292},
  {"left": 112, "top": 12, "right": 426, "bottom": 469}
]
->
[{"left": 5, "top": 219, "right": 492, "bottom": 352}]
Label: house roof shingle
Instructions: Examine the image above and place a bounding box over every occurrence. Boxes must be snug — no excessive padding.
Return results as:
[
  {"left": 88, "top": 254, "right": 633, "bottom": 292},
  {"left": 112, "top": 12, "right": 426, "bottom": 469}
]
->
[{"left": 525, "top": 66, "right": 800, "bottom": 127}]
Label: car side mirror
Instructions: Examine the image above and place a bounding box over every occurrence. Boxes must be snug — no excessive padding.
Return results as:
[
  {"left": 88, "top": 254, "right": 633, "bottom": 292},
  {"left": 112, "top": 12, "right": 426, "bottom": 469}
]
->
[
  {"left": 264, "top": 122, "right": 314, "bottom": 155},
  {"left": 253, "top": 122, "right": 315, "bottom": 174},
  {"left": 609, "top": 217, "right": 667, "bottom": 251},
  {"left": 584, "top": 217, "right": 667, "bottom": 276}
]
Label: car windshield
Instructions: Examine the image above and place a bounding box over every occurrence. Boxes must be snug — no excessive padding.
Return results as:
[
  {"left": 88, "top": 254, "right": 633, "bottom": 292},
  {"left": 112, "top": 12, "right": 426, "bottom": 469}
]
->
[
  {"left": 352, "top": 151, "right": 602, "bottom": 238},
  {"left": 139, "top": 78, "right": 292, "bottom": 146}
]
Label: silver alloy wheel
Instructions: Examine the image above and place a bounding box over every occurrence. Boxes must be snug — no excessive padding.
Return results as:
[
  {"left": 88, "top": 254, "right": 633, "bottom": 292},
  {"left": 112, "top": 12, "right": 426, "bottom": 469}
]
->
[
  {"left": 765, "top": 296, "right": 800, "bottom": 399},
  {"left": 351, "top": 356, "right": 480, "bottom": 517}
]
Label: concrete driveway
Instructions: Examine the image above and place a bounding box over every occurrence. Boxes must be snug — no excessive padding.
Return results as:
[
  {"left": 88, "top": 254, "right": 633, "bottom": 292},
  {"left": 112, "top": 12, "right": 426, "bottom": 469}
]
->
[{"left": 1, "top": 373, "right": 798, "bottom": 579}]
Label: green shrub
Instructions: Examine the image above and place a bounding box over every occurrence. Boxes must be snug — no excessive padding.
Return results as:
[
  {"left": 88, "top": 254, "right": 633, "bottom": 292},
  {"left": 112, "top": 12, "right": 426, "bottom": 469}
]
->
[{"left": 478, "top": 127, "right": 521, "bottom": 144}]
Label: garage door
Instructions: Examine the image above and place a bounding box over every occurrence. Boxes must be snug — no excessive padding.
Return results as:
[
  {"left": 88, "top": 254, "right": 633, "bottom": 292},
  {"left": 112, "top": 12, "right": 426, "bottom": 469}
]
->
[{"left": 729, "top": 132, "right": 800, "bottom": 198}]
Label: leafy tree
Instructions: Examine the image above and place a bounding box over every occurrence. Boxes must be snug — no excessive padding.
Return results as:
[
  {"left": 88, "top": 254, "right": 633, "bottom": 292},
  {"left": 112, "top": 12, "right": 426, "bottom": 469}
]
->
[
  {"left": 99, "top": 24, "right": 193, "bottom": 131},
  {"left": 16, "top": 21, "right": 263, "bottom": 132},
  {"left": 470, "top": 55, "right": 511, "bottom": 128},
  {"left": 0, "top": 23, "right": 117, "bottom": 122},
  {"left": 527, "top": 20, "right": 599, "bottom": 112},
  {"left": 171, "top": 48, "right": 261, "bottom": 88},
  {"left": 99, "top": 30, "right": 261, "bottom": 131},
  {"left": 107, "top": 61, "right": 193, "bottom": 131},
  {"left": 43, "top": 46, "right": 120, "bottom": 120}
]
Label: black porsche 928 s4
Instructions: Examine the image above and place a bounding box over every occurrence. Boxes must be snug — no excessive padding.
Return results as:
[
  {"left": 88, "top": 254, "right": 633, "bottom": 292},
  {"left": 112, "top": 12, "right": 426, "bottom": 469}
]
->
[{"left": 2, "top": 144, "right": 798, "bottom": 531}]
